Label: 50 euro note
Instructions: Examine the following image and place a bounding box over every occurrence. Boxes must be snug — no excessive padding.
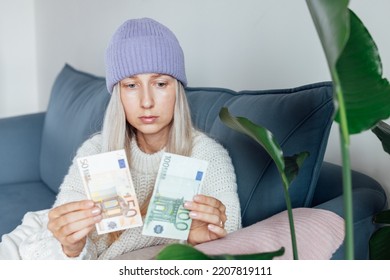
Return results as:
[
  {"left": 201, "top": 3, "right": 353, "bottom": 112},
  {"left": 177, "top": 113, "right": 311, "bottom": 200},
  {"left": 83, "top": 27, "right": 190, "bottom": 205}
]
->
[
  {"left": 76, "top": 149, "right": 143, "bottom": 234},
  {"left": 142, "top": 152, "right": 209, "bottom": 240}
]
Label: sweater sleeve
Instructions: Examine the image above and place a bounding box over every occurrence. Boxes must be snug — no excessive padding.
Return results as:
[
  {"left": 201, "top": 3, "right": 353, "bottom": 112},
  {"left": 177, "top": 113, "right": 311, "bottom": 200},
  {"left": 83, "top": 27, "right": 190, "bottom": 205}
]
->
[
  {"left": 192, "top": 133, "right": 242, "bottom": 233},
  {"left": 16, "top": 210, "right": 97, "bottom": 260},
  {"left": 18, "top": 135, "right": 103, "bottom": 259}
]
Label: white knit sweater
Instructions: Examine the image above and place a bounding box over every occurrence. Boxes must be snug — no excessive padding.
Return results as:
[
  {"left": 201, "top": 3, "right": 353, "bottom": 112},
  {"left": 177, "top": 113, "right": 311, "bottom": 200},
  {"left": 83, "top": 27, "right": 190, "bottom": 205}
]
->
[{"left": 9, "top": 130, "right": 241, "bottom": 260}]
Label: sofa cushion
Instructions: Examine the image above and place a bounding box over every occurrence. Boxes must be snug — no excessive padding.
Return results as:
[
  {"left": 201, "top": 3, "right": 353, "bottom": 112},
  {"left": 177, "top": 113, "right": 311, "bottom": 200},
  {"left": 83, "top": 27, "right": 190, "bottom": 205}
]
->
[
  {"left": 186, "top": 83, "right": 334, "bottom": 227},
  {"left": 194, "top": 208, "right": 344, "bottom": 260},
  {"left": 40, "top": 64, "right": 110, "bottom": 193},
  {"left": 114, "top": 208, "right": 344, "bottom": 260}
]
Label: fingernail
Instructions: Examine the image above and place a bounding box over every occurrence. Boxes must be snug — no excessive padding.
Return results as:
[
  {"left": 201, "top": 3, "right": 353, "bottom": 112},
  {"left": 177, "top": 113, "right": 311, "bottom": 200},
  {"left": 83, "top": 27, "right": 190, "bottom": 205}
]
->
[
  {"left": 91, "top": 207, "right": 101, "bottom": 215},
  {"left": 208, "top": 224, "right": 215, "bottom": 231},
  {"left": 189, "top": 212, "right": 197, "bottom": 218},
  {"left": 184, "top": 201, "right": 192, "bottom": 208}
]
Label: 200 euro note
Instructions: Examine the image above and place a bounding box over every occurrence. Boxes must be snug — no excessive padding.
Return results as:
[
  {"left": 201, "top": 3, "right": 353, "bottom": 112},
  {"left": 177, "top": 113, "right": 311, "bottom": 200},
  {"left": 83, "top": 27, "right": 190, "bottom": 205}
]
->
[
  {"left": 142, "top": 152, "right": 209, "bottom": 240},
  {"left": 77, "top": 149, "right": 143, "bottom": 234}
]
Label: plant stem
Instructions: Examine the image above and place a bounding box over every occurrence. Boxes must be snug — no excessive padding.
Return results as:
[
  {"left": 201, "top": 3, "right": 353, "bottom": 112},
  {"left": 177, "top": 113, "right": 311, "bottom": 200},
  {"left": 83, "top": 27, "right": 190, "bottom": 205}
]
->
[
  {"left": 334, "top": 79, "right": 354, "bottom": 259},
  {"left": 340, "top": 128, "right": 354, "bottom": 259},
  {"left": 282, "top": 176, "right": 298, "bottom": 260}
]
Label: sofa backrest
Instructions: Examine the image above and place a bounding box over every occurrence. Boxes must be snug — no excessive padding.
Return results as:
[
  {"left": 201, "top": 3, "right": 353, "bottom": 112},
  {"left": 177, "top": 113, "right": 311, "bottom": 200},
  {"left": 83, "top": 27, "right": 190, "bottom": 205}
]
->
[
  {"left": 40, "top": 65, "right": 110, "bottom": 193},
  {"left": 40, "top": 64, "right": 334, "bottom": 228}
]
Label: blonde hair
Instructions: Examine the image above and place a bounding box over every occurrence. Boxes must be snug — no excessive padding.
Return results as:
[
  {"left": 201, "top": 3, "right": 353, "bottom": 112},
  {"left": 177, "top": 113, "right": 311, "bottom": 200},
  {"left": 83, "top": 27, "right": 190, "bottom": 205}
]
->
[{"left": 100, "top": 80, "right": 194, "bottom": 242}]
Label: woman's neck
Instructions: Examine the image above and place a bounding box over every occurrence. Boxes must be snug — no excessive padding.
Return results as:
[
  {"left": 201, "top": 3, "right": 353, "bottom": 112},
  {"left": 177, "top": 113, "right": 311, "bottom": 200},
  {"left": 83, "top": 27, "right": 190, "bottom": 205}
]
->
[{"left": 136, "top": 131, "right": 168, "bottom": 154}]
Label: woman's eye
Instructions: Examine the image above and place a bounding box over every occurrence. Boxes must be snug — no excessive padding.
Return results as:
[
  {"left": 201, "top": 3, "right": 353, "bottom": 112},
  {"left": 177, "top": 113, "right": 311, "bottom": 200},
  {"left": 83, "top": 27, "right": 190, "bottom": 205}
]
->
[
  {"left": 126, "top": 83, "right": 136, "bottom": 89},
  {"left": 156, "top": 82, "right": 167, "bottom": 88}
]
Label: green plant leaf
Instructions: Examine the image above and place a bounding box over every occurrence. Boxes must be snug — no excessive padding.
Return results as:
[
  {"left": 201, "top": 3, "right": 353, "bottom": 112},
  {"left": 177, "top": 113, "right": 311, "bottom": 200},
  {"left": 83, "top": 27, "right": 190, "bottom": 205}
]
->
[
  {"left": 211, "top": 247, "right": 285, "bottom": 260},
  {"left": 156, "top": 243, "right": 284, "bottom": 260},
  {"left": 307, "top": 0, "right": 390, "bottom": 260},
  {"left": 373, "top": 209, "right": 390, "bottom": 225},
  {"left": 156, "top": 244, "right": 213, "bottom": 260},
  {"left": 372, "top": 121, "right": 390, "bottom": 155},
  {"left": 305, "top": 0, "right": 350, "bottom": 68},
  {"left": 219, "top": 107, "right": 309, "bottom": 260},
  {"left": 335, "top": 11, "right": 390, "bottom": 134},
  {"left": 369, "top": 227, "right": 390, "bottom": 260},
  {"left": 307, "top": 0, "right": 390, "bottom": 134},
  {"left": 219, "top": 107, "right": 285, "bottom": 182},
  {"left": 284, "top": 152, "right": 310, "bottom": 186}
]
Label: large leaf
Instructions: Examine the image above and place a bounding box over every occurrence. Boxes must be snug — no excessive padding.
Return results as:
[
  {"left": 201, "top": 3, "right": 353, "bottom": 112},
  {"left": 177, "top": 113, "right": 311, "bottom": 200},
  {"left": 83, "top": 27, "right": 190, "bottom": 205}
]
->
[
  {"left": 305, "top": 0, "right": 350, "bottom": 68},
  {"left": 336, "top": 11, "right": 390, "bottom": 134},
  {"left": 369, "top": 227, "right": 390, "bottom": 260},
  {"left": 372, "top": 121, "right": 390, "bottom": 155},
  {"left": 211, "top": 247, "right": 285, "bottom": 260},
  {"left": 156, "top": 244, "right": 213, "bottom": 260},
  {"left": 307, "top": 0, "right": 390, "bottom": 134},
  {"left": 307, "top": 0, "right": 390, "bottom": 260},
  {"left": 156, "top": 243, "right": 284, "bottom": 260},
  {"left": 219, "top": 107, "right": 309, "bottom": 259}
]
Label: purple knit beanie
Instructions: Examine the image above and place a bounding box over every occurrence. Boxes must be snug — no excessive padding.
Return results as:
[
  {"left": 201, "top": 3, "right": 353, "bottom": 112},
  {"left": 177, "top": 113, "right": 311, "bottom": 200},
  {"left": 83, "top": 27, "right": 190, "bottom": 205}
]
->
[{"left": 105, "top": 18, "right": 187, "bottom": 93}]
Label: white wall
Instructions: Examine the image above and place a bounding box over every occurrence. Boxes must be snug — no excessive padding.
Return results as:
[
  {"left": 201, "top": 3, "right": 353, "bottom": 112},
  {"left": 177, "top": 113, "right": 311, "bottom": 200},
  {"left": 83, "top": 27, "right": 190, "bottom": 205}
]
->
[
  {"left": 4, "top": 0, "right": 390, "bottom": 196},
  {"left": 33, "top": 0, "right": 333, "bottom": 110},
  {"left": 0, "top": 0, "right": 38, "bottom": 118}
]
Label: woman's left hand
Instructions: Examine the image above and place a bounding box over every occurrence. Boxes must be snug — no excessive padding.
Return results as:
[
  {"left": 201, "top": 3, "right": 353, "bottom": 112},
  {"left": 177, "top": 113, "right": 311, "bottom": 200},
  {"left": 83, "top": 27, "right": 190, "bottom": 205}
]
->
[{"left": 184, "top": 194, "right": 227, "bottom": 245}]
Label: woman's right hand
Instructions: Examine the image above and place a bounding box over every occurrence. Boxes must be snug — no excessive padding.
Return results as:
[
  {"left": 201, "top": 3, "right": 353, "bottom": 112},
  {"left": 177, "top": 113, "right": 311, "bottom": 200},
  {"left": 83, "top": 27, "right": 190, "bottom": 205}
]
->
[{"left": 47, "top": 200, "right": 102, "bottom": 258}]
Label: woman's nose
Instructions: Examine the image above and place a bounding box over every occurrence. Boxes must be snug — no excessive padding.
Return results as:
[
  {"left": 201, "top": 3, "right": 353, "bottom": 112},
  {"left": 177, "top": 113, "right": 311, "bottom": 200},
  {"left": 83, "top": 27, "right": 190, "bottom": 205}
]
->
[{"left": 140, "top": 87, "right": 154, "bottom": 109}]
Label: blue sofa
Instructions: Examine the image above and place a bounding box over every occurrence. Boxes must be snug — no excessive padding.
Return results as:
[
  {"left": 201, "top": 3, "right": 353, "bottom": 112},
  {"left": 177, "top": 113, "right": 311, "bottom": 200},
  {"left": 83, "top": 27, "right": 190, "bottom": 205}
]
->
[{"left": 0, "top": 64, "right": 387, "bottom": 259}]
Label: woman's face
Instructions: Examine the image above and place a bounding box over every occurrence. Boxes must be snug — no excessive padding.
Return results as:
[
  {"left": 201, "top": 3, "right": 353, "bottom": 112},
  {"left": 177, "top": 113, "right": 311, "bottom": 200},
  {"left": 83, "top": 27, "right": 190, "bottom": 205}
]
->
[{"left": 120, "top": 73, "right": 176, "bottom": 144}]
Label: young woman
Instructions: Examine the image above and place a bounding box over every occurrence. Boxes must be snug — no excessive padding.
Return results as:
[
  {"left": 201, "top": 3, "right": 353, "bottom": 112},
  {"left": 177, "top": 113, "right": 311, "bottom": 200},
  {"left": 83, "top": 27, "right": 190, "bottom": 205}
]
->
[{"left": 0, "top": 18, "right": 241, "bottom": 259}]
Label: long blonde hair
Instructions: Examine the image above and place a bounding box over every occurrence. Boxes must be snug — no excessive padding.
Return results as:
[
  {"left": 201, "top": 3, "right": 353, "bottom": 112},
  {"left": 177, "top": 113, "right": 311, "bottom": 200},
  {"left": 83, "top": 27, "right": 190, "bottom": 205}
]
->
[{"left": 100, "top": 80, "right": 194, "bottom": 242}]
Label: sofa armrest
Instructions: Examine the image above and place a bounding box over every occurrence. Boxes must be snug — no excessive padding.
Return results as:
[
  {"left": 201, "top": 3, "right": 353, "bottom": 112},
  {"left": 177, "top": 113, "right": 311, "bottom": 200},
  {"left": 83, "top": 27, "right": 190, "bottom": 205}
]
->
[
  {"left": 0, "top": 112, "right": 46, "bottom": 185},
  {"left": 311, "top": 161, "right": 388, "bottom": 259},
  {"left": 311, "top": 161, "right": 387, "bottom": 206},
  {"left": 314, "top": 186, "right": 387, "bottom": 259}
]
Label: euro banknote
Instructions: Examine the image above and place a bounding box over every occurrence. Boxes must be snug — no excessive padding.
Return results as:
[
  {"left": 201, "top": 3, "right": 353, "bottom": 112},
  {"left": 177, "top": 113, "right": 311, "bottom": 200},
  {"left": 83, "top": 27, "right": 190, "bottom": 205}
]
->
[
  {"left": 142, "top": 152, "right": 209, "bottom": 240},
  {"left": 77, "top": 149, "right": 143, "bottom": 234}
]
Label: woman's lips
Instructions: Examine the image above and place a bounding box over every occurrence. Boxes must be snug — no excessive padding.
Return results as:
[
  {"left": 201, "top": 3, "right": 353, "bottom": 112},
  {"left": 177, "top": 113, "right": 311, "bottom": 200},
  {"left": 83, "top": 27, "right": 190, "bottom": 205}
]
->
[{"left": 139, "top": 116, "right": 158, "bottom": 124}]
